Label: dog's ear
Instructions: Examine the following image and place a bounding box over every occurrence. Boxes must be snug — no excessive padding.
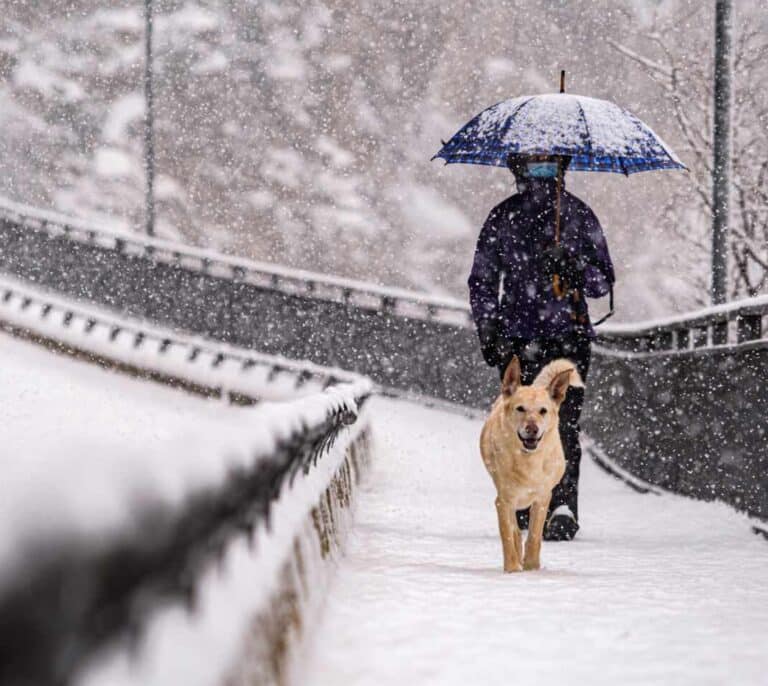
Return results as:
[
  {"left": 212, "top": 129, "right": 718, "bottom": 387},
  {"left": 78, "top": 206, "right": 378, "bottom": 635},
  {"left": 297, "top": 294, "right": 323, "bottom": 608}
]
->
[
  {"left": 501, "top": 356, "right": 521, "bottom": 397},
  {"left": 548, "top": 369, "right": 572, "bottom": 405}
]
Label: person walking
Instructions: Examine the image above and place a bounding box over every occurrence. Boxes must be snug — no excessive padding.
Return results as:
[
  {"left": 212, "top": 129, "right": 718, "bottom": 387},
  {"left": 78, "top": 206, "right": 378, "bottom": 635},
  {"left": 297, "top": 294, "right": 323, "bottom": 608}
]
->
[{"left": 468, "top": 154, "right": 615, "bottom": 541}]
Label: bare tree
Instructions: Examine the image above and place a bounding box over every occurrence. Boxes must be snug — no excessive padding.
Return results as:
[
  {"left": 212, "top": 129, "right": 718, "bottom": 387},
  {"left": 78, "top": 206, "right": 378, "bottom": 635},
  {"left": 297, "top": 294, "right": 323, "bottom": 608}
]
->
[{"left": 610, "top": 3, "right": 768, "bottom": 301}]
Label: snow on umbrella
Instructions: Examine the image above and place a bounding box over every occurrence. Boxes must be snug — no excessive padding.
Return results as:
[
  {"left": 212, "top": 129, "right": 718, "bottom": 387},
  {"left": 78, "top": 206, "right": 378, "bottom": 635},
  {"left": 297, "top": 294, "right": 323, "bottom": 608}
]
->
[{"left": 432, "top": 92, "right": 686, "bottom": 175}]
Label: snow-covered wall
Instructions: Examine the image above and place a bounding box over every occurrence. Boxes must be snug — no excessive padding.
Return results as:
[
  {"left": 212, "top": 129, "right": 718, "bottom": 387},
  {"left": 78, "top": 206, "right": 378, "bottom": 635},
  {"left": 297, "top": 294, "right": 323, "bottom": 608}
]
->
[
  {"left": 584, "top": 342, "right": 768, "bottom": 524},
  {"left": 0, "top": 279, "right": 374, "bottom": 685}
]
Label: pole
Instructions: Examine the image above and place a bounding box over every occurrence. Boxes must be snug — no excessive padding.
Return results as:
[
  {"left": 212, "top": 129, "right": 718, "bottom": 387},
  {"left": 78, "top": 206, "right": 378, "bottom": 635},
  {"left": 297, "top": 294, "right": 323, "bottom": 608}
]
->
[
  {"left": 143, "top": 0, "right": 155, "bottom": 237},
  {"left": 711, "top": 0, "right": 731, "bottom": 304}
]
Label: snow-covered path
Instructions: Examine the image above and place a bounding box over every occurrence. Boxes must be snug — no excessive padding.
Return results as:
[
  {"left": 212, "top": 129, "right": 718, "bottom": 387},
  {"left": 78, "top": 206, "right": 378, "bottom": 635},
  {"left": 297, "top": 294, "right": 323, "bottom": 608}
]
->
[{"left": 304, "top": 397, "right": 768, "bottom": 686}]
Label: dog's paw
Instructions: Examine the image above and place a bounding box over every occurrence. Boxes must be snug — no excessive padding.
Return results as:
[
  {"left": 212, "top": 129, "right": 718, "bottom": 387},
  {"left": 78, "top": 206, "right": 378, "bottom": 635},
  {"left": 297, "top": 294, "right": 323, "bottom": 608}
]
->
[
  {"left": 503, "top": 563, "right": 523, "bottom": 573},
  {"left": 523, "top": 558, "right": 540, "bottom": 571}
]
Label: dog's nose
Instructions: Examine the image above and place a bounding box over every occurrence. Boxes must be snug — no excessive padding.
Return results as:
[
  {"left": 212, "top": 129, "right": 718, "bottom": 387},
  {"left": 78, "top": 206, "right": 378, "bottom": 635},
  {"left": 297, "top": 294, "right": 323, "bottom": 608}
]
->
[{"left": 523, "top": 422, "right": 538, "bottom": 437}]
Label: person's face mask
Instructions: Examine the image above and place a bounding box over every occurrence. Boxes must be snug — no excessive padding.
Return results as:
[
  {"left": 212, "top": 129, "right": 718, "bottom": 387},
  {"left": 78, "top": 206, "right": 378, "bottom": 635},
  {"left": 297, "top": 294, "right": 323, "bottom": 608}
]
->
[{"left": 526, "top": 161, "right": 559, "bottom": 178}]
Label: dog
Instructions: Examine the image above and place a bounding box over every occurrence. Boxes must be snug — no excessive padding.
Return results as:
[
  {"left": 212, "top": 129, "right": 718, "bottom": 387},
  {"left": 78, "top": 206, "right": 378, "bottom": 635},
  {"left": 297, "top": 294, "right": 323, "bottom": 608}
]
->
[{"left": 480, "top": 355, "right": 583, "bottom": 572}]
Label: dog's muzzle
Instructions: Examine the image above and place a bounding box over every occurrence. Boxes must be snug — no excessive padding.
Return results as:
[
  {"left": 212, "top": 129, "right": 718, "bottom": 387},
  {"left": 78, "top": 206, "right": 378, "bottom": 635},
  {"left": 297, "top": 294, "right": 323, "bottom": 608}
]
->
[{"left": 517, "top": 430, "right": 541, "bottom": 452}]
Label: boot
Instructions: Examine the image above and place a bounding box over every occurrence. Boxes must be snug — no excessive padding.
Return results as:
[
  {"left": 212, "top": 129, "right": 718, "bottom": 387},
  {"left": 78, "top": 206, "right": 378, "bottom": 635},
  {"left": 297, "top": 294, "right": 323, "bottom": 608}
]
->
[{"left": 544, "top": 504, "right": 579, "bottom": 541}]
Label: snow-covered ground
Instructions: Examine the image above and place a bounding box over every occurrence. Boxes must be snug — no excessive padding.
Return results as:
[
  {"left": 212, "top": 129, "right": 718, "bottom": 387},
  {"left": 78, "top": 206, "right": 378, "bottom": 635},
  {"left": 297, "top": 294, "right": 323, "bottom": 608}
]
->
[
  {"left": 0, "top": 324, "right": 364, "bottom": 585},
  {"left": 0, "top": 326, "right": 236, "bottom": 574},
  {"left": 304, "top": 397, "right": 768, "bottom": 686},
  {"left": 0, "top": 325, "right": 369, "bottom": 685}
]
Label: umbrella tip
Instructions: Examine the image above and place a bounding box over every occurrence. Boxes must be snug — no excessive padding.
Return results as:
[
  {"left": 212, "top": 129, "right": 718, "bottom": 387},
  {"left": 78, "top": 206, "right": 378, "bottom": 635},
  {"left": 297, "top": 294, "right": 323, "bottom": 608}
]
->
[{"left": 560, "top": 70, "right": 565, "bottom": 93}]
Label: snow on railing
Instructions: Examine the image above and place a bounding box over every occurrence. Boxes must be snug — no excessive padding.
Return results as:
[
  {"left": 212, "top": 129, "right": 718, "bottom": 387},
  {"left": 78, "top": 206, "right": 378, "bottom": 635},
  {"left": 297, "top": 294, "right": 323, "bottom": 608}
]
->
[
  {"left": 596, "top": 295, "right": 768, "bottom": 354},
  {"left": 0, "top": 272, "right": 374, "bottom": 685},
  {"left": 0, "top": 197, "right": 474, "bottom": 328},
  {"left": 0, "top": 274, "right": 364, "bottom": 402},
  {"left": 0, "top": 380, "right": 371, "bottom": 685}
]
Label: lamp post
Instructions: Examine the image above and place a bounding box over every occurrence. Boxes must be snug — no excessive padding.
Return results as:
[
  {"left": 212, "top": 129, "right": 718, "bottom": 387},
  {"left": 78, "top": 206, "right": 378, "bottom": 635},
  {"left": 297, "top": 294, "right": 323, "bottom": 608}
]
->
[
  {"left": 143, "top": 0, "right": 155, "bottom": 237},
  {"left": 711, "top": 0, "right": 732, "bottom": 305}
]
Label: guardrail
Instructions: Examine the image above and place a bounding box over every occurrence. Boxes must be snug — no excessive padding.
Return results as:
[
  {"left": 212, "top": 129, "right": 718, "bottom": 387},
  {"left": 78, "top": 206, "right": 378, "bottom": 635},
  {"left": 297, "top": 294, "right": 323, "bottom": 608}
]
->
[
  {"left": 596, "top": 295, "right": 768, "bottom": 353},
  {"left": 0, "top": 274, "right": 363, "bottom": 404},
  {"left": 0, "top": 198, "right": 473, "bottom": 328},
  {"left": 0, "top": 198, "right": 495, "bottom": 407},
  {"left": 0, "top": 271, "right": 374, "bottom": 685},
  {"left": 585, "top": 299, "right": 767, "bottom": 524}
]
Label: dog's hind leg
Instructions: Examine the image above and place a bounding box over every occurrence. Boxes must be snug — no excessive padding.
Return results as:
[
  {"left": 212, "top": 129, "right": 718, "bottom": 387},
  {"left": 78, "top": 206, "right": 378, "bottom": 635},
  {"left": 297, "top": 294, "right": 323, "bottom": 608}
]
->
[
  {"left": 524, "top": 495, "right": 551, "bottom": 571},
  {"left": 495, "top": 497, "right": 523, "bottom": 573}
]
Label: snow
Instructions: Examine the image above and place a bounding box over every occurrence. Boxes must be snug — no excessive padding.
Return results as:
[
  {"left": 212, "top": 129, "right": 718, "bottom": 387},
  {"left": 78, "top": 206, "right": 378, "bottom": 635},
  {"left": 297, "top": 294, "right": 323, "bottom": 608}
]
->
[
  {"left": 157, "top": 4, "right": 219, "bottom": 35},
  {"left": 78, "top": 398, "right": 366, "bottom": 686},
  {"left": 192, "top": 50, "right": 229, "bottom": 75},
  {"left": 94, "top": 147, "right": 137, "bottom": 178},
  {"left": 0, "top": 313, "right": 367, "bottom": 586},
  {"left": 0, "top": 274, "right": 364, "bottom": 401},
  {"left": 398, "top": 184, "right": 474, "bottom": 240},
  {"left": 87, "top": 8, "right": 143, "bottom": 34},
  {"left": 316, "top": 135, "right": 355, "bottom": 169},
  {"left": 303, "top": 397, "right": 768, "bottom": 686},
  {"left": 262, "top": 147, "right": 305, "bottom": 189},
  {"left": 13, "top": 59, "right": 84, "bottom": 102},
  {"left": 484, "top": 57, "right": 517, "bottom": 81},
  {"left": 103, "top": 93, "right": 144, "bottom": 144}
]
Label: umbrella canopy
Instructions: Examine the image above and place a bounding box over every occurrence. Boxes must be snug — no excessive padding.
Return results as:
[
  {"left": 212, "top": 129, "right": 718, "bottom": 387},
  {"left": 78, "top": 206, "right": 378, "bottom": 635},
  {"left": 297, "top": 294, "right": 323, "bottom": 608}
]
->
[{"left": 433, "top": 93, "right": 685, "bottom": 175}]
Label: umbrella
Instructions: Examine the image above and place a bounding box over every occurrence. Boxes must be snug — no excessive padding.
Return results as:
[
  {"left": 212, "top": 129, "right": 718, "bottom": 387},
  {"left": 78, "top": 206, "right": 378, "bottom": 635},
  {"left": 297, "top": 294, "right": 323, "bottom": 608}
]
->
[
  {"left": 432, "top": 75, "right": 686, "bottom": 175},
  {"left": 432, "top": 72, "right": 686, "bottom": 322}
]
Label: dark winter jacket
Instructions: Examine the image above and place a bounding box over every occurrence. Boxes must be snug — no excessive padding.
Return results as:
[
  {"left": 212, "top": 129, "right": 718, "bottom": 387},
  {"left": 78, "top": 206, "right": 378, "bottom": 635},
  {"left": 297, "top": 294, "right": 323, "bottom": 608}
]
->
[{"left": 468, "top": 178, "right": 614, "bottom": 345}]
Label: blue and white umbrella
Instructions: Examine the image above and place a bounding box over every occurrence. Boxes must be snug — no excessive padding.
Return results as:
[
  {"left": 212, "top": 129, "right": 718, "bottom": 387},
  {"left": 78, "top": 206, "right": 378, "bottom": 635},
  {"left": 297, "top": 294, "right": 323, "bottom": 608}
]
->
[{"left": 433, "top": 92, "right": 686, "bottom": 175}]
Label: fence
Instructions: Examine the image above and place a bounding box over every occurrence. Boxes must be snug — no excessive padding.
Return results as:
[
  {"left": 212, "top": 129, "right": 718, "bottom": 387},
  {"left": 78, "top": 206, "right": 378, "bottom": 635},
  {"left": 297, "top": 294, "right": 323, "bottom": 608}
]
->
[
  {"left": 0, "top": 199, "right": 496, "bottom": 407},
  {"left": 0, "top": 271, "right": 373, "bottom": 685},
  {"left": 586, "top": 298, "right": 768, "bottom": 522}
]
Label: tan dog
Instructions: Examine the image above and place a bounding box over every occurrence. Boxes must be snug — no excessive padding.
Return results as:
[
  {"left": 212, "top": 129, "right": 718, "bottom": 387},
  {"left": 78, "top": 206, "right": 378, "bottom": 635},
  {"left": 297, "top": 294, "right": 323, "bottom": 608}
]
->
[{"left": 480, "top": 356, "right": 584, "bottom": 572}]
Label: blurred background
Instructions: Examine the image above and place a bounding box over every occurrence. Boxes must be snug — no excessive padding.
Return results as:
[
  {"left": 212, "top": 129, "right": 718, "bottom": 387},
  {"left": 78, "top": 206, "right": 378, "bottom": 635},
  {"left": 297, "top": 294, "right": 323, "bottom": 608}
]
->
[{"left": 1, "top": 0, "right": 766, "bottom": 318}]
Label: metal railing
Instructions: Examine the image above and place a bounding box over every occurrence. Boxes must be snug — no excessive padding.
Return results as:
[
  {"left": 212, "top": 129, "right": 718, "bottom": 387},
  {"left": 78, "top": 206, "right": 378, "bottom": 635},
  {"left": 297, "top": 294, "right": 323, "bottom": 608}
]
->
[
  {"left": 0, "top": 274, "right": 373, "bottom": 684},
  {"left": 0, "top": 199, "right": 497, "bottom": 405},
  {"left": 597, "top": 296, "right": 768, "bottom": 354},
  {"left": 0, "top": 198, "right": 474, "bottom": 328},
  {"left": 0, "top": 274, "right": 363, "bottom": 403}
]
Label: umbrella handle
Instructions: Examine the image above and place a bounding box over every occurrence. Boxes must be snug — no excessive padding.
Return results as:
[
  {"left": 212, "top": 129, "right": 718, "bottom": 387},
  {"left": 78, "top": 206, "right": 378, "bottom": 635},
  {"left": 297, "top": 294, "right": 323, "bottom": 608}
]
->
[
  {"left": 552, "top": 157, "right": 565, "bottom": 301},
  {"left": 553, "top": 274, "right": 566, "bottom": 299}
]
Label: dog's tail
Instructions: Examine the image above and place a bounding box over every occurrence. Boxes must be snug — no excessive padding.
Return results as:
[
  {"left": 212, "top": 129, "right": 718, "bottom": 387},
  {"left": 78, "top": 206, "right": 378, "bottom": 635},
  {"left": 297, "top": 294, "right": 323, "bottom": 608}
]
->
[{"left": 532, "top": 358, "right": 584, "bottom": 389}]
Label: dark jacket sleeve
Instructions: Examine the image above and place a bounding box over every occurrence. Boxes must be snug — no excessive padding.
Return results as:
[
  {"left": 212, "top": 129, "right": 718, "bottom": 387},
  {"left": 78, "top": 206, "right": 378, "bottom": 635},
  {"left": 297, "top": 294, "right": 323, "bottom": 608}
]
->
[
  {"left": 579, "top": 206, "right": 615, "bottom": 298},
  {"left": 468, "top": 208, "right": 503, "bottom": 342}
]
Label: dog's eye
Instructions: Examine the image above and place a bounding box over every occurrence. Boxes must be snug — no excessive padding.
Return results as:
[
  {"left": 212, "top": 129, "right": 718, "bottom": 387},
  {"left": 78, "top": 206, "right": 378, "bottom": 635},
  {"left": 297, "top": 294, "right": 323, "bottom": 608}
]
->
[
  {"left": 515, "top": 405, "right": 525, "bottom": 412},
  {"left": 539, "top": 408, "right": 547, "bottom": 415}
]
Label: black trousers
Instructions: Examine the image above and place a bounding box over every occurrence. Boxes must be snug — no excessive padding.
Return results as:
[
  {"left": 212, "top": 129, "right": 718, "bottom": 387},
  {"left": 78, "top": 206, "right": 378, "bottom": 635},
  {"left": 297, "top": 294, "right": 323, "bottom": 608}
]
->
[{"left": 497, "top": 334, "right": 591, "bottom": 523}]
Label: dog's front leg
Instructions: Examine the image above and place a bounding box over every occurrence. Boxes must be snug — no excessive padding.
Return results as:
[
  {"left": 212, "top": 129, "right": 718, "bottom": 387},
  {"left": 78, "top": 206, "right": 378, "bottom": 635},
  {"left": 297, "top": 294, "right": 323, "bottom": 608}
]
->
[
  {"left": 523, "top": 496, "right": 550, "bottom": 571},
  {"left": 495, "top": 497, "right": 522, "bottom": 572}
]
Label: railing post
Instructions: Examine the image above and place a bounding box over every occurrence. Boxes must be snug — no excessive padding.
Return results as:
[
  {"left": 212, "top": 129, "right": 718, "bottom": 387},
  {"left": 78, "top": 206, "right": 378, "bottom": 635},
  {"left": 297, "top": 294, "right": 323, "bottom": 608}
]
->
[
  {"left": 676, "top": 329, "right": 690, "bottom": 350},
  {"left": 711, "top": 319, "right": 728, "bottom": 345},
  {"left": 736, "top": 313, "right": 762, "bottom": 343}
]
